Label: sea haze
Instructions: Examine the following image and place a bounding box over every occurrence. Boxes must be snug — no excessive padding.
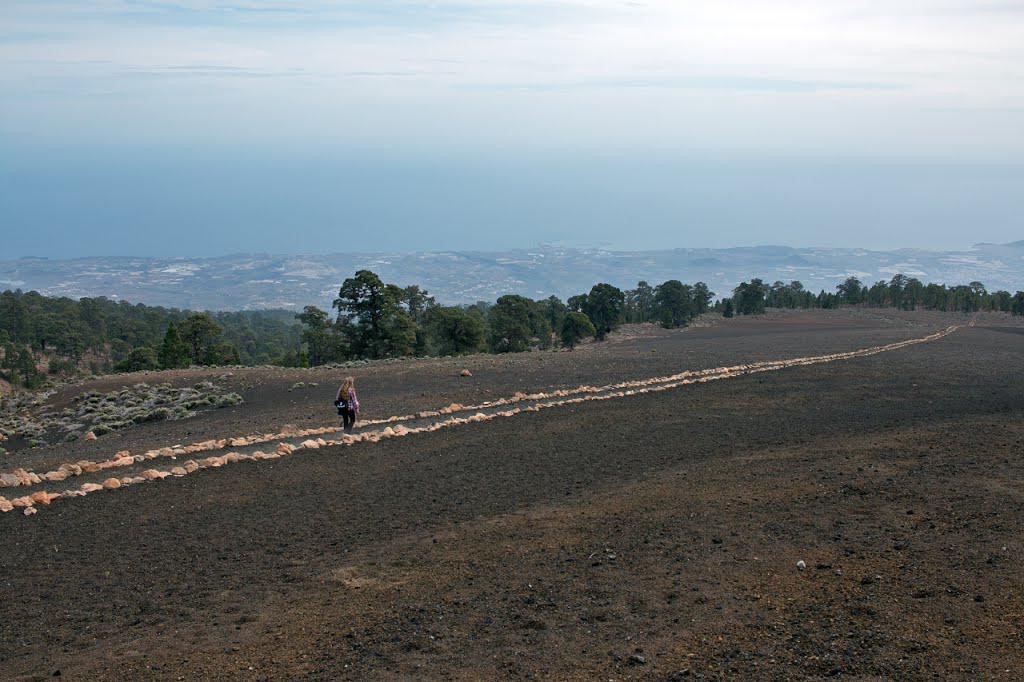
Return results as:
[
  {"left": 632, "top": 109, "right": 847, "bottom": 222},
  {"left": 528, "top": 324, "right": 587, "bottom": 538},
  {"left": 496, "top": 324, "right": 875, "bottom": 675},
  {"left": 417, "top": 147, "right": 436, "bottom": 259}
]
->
[
  {"left": 1, "top": 243, "right": 1021, "bottom": 311},
  {"left": 4, "top": 147, "right": 1023, "bottom": 257}
]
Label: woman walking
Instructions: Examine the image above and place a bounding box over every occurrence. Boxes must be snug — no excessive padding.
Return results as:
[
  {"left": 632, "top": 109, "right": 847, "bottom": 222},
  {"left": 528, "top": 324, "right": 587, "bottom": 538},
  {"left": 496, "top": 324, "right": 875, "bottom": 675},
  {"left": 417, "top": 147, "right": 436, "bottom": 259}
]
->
[{"left": 336, "top": 376, "right": 360, "bottom": 432}]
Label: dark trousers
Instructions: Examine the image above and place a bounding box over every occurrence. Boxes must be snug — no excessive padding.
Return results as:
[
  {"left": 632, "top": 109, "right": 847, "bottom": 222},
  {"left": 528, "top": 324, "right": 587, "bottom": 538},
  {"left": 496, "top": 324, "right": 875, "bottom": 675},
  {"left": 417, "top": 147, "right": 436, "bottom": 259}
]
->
[{"left": 342, "top": 409, "right": 357, "bottom": 432}]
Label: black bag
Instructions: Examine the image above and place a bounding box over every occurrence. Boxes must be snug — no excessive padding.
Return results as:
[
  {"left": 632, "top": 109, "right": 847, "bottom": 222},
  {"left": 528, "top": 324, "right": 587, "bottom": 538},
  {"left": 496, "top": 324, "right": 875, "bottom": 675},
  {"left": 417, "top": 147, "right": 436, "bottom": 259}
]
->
[{"left": 335, "top": 398, "right": 348, "bottom": 414}]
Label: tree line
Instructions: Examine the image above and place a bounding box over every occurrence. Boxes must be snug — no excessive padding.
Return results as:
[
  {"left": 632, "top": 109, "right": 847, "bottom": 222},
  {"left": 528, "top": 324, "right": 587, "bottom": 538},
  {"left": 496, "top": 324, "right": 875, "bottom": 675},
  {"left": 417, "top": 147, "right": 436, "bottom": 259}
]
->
[
  {"left": 721, "top": 276, "right": 1024, "bottom": 316},
  {"left": 0, "top": 290, "right": 301, "bottom": 383},
  {"left": 1, "top": 270, "right": 1022, "bottom": 387},
  {"left": 292, "top": 271, "right": 716, "bottom": 364}
]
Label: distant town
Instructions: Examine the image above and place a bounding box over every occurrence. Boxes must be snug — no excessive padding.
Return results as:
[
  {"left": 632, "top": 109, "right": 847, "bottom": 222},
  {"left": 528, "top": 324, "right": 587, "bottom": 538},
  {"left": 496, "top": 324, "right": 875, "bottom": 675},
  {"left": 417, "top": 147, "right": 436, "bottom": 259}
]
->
[{"left": 2, "top": 242, "right": 1022, "bottom": 311}]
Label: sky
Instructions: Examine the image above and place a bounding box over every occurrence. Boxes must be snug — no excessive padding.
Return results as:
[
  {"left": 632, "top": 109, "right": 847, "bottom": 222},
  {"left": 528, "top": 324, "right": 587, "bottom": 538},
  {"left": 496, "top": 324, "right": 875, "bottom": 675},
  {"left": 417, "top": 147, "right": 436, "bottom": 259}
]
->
[{"left": 1, "top": 0, "right": 1023, "bottom": 258}]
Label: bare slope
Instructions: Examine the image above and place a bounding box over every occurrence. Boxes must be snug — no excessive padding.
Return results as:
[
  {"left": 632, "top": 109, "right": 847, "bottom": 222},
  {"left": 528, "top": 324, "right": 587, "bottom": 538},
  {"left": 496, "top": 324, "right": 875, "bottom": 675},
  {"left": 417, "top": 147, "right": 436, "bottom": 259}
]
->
[{"left": 1, "top": 310, "right": 1022, "bottom": 680}]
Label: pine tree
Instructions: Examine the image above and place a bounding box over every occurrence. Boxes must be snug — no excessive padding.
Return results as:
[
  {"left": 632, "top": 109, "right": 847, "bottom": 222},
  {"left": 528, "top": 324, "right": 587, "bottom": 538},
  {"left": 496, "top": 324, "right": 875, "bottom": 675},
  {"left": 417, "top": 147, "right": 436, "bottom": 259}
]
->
[
  {"left": 158, "top": 322, "right": 191, "bottom": 369},
  {"left": 561, "top": 312, "right": 596, "bottom": 350},
  {"left": 1, "top": 342, "right": 16, "bottom": 369}
]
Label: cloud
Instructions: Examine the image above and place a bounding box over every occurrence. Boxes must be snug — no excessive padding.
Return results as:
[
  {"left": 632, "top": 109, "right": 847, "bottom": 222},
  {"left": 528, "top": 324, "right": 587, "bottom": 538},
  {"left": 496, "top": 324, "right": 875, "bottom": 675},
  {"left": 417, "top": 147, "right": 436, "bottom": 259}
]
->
[{"left": 1, "top": 1, "right": 1023, "bottom": 158}]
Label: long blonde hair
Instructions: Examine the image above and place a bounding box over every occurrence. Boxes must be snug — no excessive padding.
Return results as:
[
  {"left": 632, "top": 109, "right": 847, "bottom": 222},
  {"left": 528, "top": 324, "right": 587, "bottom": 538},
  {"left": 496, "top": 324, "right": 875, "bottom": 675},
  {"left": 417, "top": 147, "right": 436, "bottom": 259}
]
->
[{"left": 338, "top": 376, "right": 354, "bottom": 399}]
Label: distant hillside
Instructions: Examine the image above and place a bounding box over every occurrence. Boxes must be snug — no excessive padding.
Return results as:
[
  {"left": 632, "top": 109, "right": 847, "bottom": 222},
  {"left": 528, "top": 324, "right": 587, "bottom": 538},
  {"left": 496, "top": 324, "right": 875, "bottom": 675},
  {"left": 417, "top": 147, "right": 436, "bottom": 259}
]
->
[{"left": 1, "top": 243, "right": 1022, "bottom": 311}]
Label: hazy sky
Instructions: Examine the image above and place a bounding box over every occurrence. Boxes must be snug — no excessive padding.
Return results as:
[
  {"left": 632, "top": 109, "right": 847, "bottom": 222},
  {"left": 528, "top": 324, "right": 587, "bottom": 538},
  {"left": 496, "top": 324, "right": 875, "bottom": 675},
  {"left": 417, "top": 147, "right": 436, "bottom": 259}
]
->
[{"left": 2, "top": 1, "right": 1022, "bottom": 257}]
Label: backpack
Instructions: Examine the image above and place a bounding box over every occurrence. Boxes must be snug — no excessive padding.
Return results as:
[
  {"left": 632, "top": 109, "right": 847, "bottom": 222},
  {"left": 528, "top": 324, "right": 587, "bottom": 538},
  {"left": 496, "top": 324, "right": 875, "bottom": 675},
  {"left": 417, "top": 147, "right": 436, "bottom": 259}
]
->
[{"left": 334, "top": 397, "right": 348, "bottom": 414}]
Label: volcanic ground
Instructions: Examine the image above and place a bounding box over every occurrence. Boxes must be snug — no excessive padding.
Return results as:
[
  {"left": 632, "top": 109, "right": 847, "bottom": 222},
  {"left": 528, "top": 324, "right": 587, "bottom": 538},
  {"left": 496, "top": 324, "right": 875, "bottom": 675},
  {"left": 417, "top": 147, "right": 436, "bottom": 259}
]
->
[{"left": 1, "top": 309, "right": 1022, "bottom": 681}]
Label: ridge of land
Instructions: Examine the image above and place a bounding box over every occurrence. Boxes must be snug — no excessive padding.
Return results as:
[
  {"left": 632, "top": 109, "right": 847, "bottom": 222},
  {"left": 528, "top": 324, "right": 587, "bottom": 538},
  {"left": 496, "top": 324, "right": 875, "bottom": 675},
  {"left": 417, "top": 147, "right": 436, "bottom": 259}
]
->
[{"left": 2, "top": 243, "right": 1022, "bottom": 310}]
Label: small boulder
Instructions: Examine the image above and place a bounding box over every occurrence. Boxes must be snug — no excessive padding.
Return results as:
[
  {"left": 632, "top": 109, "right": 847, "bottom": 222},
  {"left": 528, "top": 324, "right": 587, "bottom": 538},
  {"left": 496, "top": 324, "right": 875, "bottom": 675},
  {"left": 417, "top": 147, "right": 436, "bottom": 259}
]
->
[
  {"left": 460, "top": 369, "right": 472, "bottom": 377},
  {"left": 141, "top": 469, "right": 162, "bottom": 480},
  {"left": 30, "top": 490, "right": 53, "bottom": 505},
  {"left": 84, "top": 431, "right": 97, "bottom": 441},
  {"left": 0, "top": 497, "right": 14, "bottom": 512},
  {"left": 170, "top": 467, "right": 188, "bottom": 477},
  {"left": 102, "top": 478, "right": 122, "bottom": 490},
  {"left": 0, "top": 473, "right": 21, "bottom": 488},
  {"left": 23, "top": 507, "right": 37, "bottom": 516},
  {"left": 80, "top": 483, "right": 103, "bottom": 493}
]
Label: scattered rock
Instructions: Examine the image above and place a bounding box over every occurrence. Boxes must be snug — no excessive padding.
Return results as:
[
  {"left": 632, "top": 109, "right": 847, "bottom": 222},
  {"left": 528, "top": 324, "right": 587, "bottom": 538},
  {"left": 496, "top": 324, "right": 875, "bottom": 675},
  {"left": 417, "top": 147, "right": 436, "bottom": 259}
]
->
[
  {"left": 102, "top": 478, "right": 122, "bottom": 490},
  {"left": 628, "top": 654, "right": 647, "bottom": 665},
  {"left": 84, "top": 431, "right": 97, "bottom": 441},
  {"left": 23, "top": 506, "right": 37, "bottom": 516},
  {"left": 460, "top": 369, "right": 472, "bottom": 377},
  {"left": 0, "top": 497, "right": 13, "bottom": 512},
  {"left": 796, "top": 560, "right": 806, "bottom": 571}
]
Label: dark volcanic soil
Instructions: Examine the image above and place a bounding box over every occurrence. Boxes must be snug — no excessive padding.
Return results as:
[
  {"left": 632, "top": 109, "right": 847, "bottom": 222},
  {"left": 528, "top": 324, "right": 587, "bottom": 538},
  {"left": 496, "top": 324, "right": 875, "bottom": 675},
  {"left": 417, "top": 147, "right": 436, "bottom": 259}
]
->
[{"left": 1, "top": 309, "right": 1023, "bottom": 681}]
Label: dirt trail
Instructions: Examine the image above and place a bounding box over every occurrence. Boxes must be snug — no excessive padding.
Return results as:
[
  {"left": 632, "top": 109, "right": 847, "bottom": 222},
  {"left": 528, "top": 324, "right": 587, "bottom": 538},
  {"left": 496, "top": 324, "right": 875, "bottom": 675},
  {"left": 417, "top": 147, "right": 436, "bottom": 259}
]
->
[{"left": 0, "top": 324, "right": 959, "bottom": 516}]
